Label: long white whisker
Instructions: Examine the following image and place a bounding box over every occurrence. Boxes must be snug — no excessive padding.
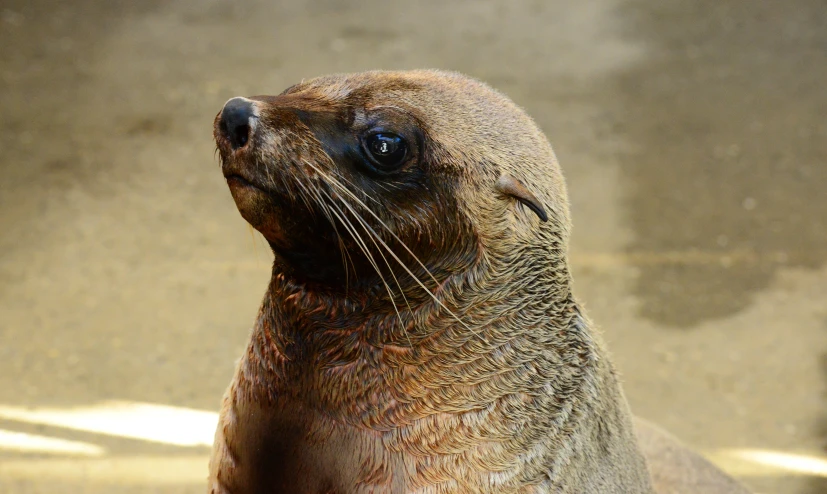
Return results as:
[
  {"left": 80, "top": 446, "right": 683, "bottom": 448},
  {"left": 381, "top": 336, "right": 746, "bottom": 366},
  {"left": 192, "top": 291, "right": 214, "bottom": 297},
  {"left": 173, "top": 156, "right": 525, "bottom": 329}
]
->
[
  {"left": 323, "top": 200, "right": 410, "bottom": 344},
  {"left": 291, "top": 165, "right": 355, "bottom": 286},
  {"left": 303, "top": 160, "right": 440, "bottom": 288},
  {"left": 304, "top": 184, "right": 355, "bottom": 290},
  {"left": 320, "top": 188, "right": 416, "bottom": 319},
  {"left": 320, "top": 169, "right": 382, "bottom": 205},
  {"left": 336, "top": 192, "right": 470, "bottom": 331}
]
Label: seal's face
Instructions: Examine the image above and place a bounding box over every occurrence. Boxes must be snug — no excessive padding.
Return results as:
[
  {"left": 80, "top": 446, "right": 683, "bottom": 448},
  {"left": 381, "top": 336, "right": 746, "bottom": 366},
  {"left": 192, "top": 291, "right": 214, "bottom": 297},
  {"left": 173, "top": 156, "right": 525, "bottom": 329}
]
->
[
  {"left": 214, "top": 73, "right": 477, "bottom": 290},
  {"left": 214, "top": 70, "right": 568, "bottom": 295}
]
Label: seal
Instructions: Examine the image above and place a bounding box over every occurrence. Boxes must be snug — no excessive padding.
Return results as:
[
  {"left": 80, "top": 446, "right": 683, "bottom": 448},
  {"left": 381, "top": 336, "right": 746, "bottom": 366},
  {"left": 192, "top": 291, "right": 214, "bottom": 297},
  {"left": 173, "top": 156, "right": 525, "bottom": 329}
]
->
[{"left": 209, "top": 70, "right": 752, "bottom": 494}]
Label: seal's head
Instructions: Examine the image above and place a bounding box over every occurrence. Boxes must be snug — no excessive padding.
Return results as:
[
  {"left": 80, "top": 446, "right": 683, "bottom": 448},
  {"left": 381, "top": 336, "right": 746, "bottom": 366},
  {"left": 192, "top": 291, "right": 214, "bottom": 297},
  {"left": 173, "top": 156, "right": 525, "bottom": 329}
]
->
[
  {"left": 209, "top": 72, "right": 654, "bottom": 493},
  {"left": 214, "top": 70, "right": 570, "bottom": 296}
]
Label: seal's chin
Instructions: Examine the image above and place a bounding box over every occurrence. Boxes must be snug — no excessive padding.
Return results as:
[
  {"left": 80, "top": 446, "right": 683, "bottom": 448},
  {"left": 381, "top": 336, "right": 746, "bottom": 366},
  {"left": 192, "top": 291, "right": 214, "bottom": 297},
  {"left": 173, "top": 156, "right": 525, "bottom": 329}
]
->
[
  {"left": 223, "top": 172, "right": 351, "bottom": 285},
  {"left": 225, "top": 174, "right": 262, "bottom": 209},
  {"left": 224, "top": 173, "right": 292, "bottom": 246}
]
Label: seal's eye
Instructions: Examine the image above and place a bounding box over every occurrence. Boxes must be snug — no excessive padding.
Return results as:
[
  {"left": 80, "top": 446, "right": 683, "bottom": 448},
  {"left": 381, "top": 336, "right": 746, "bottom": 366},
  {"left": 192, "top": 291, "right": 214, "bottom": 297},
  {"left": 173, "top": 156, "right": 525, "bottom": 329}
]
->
[{"left": 364, "top": 133, "right": 408, "bottom": 171}]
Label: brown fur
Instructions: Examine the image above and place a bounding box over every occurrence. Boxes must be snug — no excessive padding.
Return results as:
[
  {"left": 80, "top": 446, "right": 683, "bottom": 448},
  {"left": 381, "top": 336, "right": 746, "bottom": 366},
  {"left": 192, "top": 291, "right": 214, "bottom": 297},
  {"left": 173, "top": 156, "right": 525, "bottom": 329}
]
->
[{"left": 209, "top": 70, "right": 751, "bottom": 493}]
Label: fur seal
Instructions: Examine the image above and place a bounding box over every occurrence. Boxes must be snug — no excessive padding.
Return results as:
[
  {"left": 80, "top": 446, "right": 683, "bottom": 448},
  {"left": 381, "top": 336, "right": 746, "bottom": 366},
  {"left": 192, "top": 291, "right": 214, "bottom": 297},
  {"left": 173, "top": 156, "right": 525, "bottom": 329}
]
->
[{"left": 209, "top": 70, "right": 752, "bottom": 494}]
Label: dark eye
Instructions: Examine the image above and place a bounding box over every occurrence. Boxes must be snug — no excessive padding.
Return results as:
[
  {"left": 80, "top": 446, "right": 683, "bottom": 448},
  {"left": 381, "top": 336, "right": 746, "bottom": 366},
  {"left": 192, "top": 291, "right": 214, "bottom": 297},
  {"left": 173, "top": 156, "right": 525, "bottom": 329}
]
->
[{"left": 363, "top": 133, "right": 408, "bottom": 170}]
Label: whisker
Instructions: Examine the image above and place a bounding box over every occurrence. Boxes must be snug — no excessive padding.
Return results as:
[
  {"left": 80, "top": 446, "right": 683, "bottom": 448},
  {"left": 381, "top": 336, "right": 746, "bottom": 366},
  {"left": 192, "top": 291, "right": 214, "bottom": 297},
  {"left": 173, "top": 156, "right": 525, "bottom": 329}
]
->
[
  {"left": 324, "top": 200, "right": 411, "bottom": 345},
  {"left": 304, "top": 184, "right": 355, "bottom": 291},
  {"left": 318, "top": 168, "right": 382, "bottom": 206},
  {"left": 335, "top": 192, "right": 470, "bottom": 331},
  {"left": 302, "top": 160, "right": 440, "bottom": 288},
  {"left": 303, "top": 160, "right": 469, "bottom": 330},
  {"left": 320, "top": 188, "right": 416, "bottom": 331},
  {"left": 289, "top": 170, "right": 323, "bottom": 224}
]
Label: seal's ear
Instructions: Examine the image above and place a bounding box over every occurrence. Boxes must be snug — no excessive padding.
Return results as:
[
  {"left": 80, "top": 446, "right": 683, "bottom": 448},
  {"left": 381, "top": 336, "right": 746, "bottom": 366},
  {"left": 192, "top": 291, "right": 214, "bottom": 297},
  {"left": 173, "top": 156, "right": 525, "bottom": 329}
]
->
[{"left": 495, "top": 175, "right": 548, "bottom": 222}]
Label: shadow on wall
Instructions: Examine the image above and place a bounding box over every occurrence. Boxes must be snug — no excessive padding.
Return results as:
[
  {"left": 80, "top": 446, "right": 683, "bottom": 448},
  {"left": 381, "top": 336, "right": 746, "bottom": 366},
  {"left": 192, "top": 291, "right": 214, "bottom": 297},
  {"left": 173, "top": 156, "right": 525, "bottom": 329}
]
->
[{"left": 609, "top": 0, "right": 827, "bottom": 328}]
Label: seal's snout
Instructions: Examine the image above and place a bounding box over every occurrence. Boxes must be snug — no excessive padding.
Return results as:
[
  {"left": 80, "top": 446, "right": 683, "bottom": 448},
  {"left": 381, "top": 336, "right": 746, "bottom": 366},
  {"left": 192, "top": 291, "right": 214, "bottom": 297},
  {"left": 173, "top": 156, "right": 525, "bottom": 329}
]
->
[{"left": 218, "top": 97, "right": 256, "bottom": 150}]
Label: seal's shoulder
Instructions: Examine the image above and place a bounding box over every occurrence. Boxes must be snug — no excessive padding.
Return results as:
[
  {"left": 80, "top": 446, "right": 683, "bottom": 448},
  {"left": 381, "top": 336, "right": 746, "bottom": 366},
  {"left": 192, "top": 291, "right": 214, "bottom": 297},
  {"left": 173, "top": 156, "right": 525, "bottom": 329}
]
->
[{"left": 635, "top": 417, "right": 753, "bottom": 494}]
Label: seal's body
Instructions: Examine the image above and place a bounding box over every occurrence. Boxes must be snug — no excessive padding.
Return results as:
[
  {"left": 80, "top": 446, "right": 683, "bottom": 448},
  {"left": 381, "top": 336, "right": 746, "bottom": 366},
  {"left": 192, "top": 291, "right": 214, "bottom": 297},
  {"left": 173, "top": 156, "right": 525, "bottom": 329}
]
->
[{"left": 209, "top": 70, "right": 751, "bottom": 493}]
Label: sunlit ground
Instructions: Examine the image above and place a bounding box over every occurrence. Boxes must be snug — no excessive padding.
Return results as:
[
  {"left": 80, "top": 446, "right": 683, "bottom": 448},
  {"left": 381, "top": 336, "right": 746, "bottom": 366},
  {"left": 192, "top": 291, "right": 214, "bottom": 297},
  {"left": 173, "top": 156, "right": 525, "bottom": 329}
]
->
[{"left": 0, "top": 401, "right": 824, "bottom": 486}]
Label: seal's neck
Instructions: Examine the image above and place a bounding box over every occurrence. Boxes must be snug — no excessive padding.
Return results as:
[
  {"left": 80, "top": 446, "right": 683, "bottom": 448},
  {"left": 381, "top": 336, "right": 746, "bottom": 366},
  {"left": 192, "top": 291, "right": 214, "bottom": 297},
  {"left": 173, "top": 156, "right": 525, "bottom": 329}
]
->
[
  {"left": 231, "top": 257, "right": 651, "bottom": 491},
  {"left": 246, "top": 248, "right": 586, "bottom": 394}
]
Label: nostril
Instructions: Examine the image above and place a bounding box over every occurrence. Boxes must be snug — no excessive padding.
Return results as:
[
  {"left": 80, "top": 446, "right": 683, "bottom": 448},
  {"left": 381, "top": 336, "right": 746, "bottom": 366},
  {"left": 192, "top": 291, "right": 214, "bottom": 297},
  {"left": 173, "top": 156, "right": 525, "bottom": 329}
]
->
[
  {"left": 219, "top": 97, "right": 256, "bottom": 150},
  {"left": 233, "top": 124, "right": 250, "bottom": 148}
]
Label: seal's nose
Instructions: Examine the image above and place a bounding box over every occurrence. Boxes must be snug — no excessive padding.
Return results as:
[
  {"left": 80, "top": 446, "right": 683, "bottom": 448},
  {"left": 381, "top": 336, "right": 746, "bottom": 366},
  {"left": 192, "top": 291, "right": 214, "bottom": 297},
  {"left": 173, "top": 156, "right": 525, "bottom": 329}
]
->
[{"left": 219, "top": 97, "right": 256, "bottom": 150}]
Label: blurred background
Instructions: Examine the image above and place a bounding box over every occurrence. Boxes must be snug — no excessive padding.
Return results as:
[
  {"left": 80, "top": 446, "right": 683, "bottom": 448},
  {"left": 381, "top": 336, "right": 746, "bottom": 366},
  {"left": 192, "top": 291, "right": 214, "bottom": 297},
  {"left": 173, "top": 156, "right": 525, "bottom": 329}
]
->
[{"left": 1, "top": 0, "right": 825, "bottom": 492}]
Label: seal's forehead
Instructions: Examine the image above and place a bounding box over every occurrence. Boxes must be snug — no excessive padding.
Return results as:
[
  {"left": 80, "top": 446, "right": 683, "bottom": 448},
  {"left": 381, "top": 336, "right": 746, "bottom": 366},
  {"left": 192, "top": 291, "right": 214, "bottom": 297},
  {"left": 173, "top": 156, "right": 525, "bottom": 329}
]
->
[
  {"left": 294, "top": 71, "right": 428, "bottom": 104},
  {"left": 282, "top": 70, "right": 545, "bottom": 157}
]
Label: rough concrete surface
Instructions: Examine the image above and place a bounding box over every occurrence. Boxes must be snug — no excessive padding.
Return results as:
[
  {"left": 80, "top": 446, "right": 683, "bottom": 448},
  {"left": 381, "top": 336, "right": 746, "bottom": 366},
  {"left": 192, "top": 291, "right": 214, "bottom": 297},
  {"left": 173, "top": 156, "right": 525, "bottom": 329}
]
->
[{"left": 0, "top": 0, "right": 825, "bottom": 493}]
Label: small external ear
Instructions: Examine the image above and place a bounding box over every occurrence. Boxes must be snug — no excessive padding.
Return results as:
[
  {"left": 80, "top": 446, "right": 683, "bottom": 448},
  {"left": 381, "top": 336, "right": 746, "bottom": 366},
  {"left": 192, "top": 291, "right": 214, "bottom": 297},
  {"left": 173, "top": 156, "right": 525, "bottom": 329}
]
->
[{"left": 495, "top": 175, "right": 548, "bottom": 222}]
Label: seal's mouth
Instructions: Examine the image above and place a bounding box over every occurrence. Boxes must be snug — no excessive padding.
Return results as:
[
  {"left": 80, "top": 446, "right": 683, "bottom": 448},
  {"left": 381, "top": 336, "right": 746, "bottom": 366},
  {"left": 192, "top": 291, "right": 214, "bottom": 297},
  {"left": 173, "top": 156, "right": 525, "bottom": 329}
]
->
[
  {"left": 222, "top": 166, "right": 273, "bottom": 195},
  {"left": 224, "top": 173, "right": 262, "bottom": 193}
]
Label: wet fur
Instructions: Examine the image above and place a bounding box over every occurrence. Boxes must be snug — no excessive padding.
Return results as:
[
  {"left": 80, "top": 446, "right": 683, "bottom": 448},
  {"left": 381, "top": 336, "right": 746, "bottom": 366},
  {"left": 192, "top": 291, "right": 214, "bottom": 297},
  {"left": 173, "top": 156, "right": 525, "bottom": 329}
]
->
[{"left": 209, "top": 70, "right": 751, "bottom": 493}]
